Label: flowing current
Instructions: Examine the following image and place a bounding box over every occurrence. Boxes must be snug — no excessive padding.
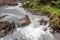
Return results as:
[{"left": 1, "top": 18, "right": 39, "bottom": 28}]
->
[{"left": 0, "top": 3, "right": 54, "bottom": 40}]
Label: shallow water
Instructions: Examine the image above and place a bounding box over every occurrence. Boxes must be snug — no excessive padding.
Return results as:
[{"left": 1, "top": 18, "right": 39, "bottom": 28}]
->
[{"left": 0, "top": 3, "right": 54, "bottom": 40}]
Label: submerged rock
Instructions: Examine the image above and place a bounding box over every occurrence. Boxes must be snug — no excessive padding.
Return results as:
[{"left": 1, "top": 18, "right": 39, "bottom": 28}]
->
[
  {"left": 0, "top": 21, "right": 15, "bottom": 37},
  {"left": 15, "top": 15, "right": 30, "bottom": 27}
]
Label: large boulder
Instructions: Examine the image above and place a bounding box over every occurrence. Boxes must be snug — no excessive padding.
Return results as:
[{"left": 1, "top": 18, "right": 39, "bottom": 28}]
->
[
  {"left": 0, "top": 15, "right": 30, "bottom": 37},
  {"left": 15, "top": 15, "right": 30, "bottom": 27}
]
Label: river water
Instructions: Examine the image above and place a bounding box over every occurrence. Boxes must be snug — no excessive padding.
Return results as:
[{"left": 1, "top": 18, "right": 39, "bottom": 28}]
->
[{"left": 0, "top": 3, "right": 54, "bottom": 40}]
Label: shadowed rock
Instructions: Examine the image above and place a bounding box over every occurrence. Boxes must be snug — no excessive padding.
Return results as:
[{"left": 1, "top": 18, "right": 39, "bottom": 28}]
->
[{"left": 0, "top": 21, "right": 15, "bottom": 37}]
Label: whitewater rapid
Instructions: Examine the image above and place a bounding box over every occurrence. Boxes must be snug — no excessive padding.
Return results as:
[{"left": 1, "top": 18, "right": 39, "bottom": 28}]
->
[{"left": 0, "top": 3, "right": 54, "bottom": 40}]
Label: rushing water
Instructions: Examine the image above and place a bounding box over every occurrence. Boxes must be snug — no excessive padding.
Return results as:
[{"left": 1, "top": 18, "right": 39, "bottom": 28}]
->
[{"left": 0, "top": 3, "right": 54, "bottom": 40}]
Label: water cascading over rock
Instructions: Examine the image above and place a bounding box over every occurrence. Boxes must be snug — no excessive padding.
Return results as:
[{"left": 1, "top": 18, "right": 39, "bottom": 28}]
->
[
  {"left": 0, "top": 14, "right": 30, "bottom": 38},
  {"left": 0, "top": 3, "right": 54, "bottom": 40},
  {"left": 15, "top": 15, "right": 30, "bottom": 27}
]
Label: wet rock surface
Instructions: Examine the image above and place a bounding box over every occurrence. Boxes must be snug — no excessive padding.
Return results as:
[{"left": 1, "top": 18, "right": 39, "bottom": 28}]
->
[
  {"left": 0, "top": 15, "right": 8, "bottom": 19},
  {"left": 0, "top": 21, "right": 15, "bottom": 37},
  {"left": 0, "top": 15, "right": 30, "bottom": 37},
  {"left": 39, "top": 18, "right": 48, "bottom": 26},
  {"left": 15, "top": 15, "right": 30, "bottom": 27}
]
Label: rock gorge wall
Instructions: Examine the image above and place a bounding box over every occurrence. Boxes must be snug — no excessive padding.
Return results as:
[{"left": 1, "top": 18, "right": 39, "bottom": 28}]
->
[{"left": 0, "top": 0, "right": 21, "bottom": 6}]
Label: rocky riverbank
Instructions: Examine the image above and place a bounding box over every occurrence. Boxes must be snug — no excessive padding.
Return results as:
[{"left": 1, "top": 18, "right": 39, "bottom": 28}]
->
[{"left": 0, "top": 0, "right": 21, "bottom": 6}]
